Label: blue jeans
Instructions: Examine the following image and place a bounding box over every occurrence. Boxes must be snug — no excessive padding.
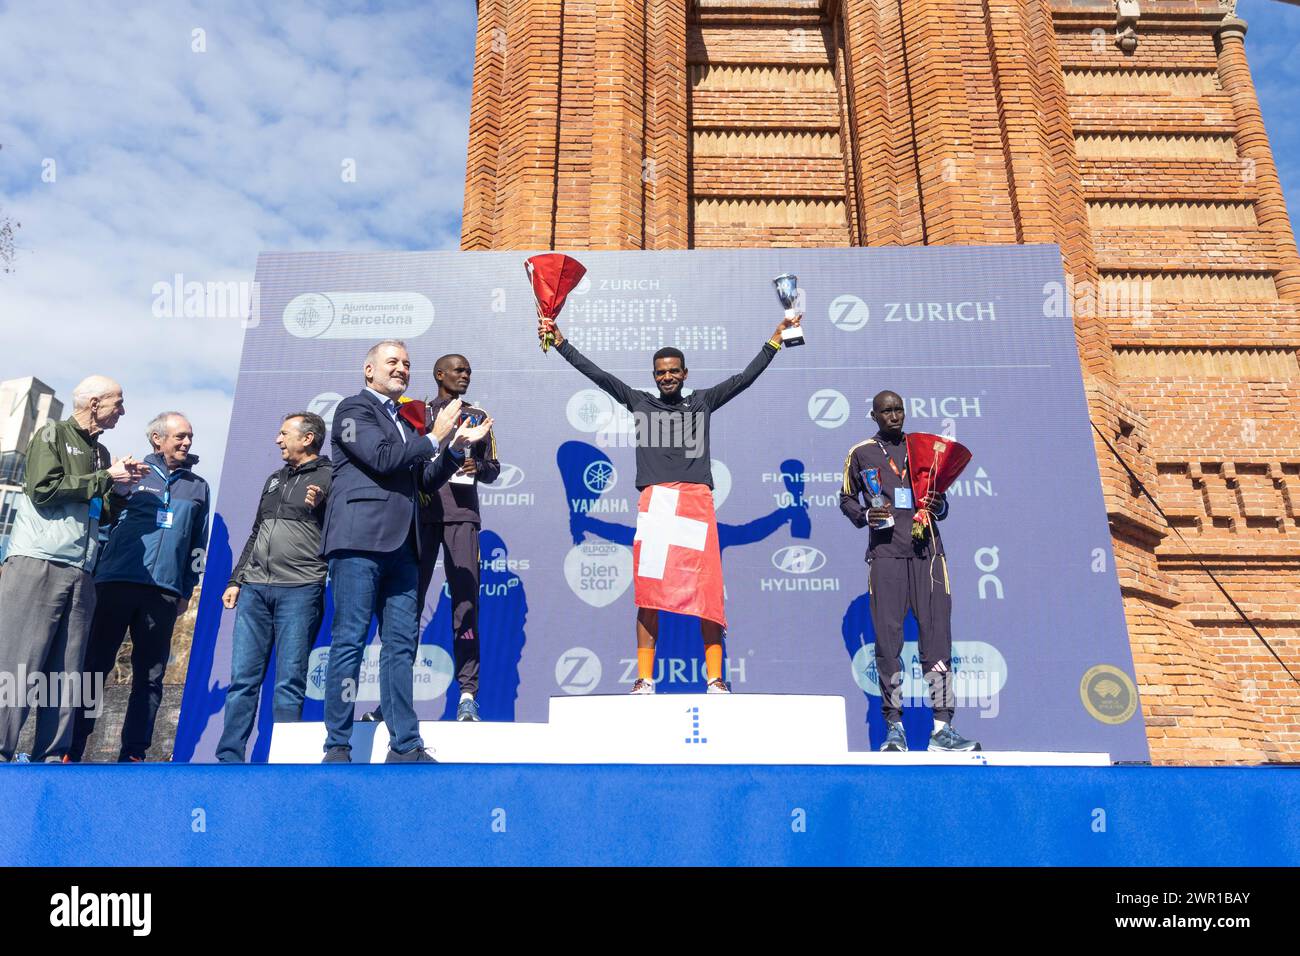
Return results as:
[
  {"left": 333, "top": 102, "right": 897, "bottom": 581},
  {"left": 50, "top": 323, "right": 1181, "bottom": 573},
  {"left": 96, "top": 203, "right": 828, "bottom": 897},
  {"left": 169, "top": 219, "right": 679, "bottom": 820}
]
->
[
  {"left": 323, "top": 546, "right": 423, "bottom": 755},
  {"left": 216, "top": 581, "right": 324, "bottom": 763}
]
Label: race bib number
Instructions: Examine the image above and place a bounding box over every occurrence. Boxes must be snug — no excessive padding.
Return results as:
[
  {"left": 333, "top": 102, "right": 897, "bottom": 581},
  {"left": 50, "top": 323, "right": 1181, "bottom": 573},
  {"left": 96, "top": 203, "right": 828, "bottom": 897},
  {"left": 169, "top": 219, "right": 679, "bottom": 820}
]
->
[
  {"left": 893, "top": 487, "right": 914, "bottom": 510},
  {"left": 156, "top": 510, "right": 175, "bottom": 529}
]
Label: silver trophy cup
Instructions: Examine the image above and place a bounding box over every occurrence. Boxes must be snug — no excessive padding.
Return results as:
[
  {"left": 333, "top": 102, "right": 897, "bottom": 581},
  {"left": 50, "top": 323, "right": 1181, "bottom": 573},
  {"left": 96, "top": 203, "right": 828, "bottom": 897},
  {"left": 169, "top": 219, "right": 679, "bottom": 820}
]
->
[{"left": 772, "top": 273, "right": 806, "bottom": 347}]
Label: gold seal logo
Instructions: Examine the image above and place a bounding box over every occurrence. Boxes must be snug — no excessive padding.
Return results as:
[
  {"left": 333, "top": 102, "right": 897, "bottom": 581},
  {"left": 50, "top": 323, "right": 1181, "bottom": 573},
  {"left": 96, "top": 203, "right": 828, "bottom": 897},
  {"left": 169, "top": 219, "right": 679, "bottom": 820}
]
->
[{"left": 1080, "top": 665, "right": 1138, "bottom": 725}]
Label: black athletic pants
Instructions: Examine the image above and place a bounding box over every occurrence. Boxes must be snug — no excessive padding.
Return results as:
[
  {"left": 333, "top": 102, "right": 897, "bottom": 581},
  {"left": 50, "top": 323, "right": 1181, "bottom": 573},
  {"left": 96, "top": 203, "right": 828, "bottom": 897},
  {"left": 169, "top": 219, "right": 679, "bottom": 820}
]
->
[
  {"left": 867, "top": 555, "right": 955, "bottom": 723},
  {"left": 417, "top": 521, "right": 481, "bottom": 697},
  {"left": 71, "top": 581, "right": 179, "bottom": 761}
]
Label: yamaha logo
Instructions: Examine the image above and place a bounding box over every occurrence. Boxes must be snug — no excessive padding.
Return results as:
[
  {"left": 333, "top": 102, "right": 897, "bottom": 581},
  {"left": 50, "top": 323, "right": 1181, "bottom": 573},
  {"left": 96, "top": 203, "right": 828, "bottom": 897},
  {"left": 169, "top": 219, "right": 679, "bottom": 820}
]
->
[
  {"left": 583, "top": 460, "right": 617, "bottom": 494},
  {"left": 495, "top": 463, "right": 525, "bottom": 489},
  {"left": 771, "top": 545, "right": 827, "bottom": 574},
  {"left": 807, "top": 389, "right": 850, "bottom": 429}
]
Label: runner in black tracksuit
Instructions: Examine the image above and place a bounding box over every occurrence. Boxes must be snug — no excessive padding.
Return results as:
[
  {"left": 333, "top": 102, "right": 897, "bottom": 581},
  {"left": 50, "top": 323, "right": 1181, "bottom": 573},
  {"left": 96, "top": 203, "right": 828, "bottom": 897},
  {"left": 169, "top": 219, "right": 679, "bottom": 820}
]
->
[
  {"left": 839, "top": 390, "right": 980, "bottom": 752},
  {"left": 418, "top": 380, "right": 500, "bottom": 722}
]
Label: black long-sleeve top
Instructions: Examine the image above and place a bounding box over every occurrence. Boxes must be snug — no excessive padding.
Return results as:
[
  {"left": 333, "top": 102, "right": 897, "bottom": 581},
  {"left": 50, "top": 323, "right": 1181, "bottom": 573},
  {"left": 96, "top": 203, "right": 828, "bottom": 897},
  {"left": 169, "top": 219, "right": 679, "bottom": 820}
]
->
[
  {"left": 556, "top": 339, "right": 778, "bottom": 489},
  {"left": 840, "top": 431, "right": 949, "bottom": 559}
]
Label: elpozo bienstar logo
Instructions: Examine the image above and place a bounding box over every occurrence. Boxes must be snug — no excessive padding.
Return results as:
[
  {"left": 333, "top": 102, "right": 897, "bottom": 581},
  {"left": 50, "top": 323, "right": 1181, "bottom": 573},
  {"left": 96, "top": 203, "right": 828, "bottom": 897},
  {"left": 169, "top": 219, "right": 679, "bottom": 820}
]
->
[
  {"left": 283, "top": 292, "right": 435, "bottom": 339},
  {"left": 564, "top": 542, "right": 632, "bottom": 607},
  {"left": 1079, "top": 664, "right": 1138, "bottom": 725}
]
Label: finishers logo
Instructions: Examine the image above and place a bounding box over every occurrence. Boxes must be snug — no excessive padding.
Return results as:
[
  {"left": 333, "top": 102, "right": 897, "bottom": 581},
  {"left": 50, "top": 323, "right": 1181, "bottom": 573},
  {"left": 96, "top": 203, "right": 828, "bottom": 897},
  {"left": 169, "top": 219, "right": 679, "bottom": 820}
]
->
[
  {"left": 761, "top": 545, "right": 838, "bottom": 592},
  {"left": 807, "top": 389, "right": 850, "bottom": 429},
  {"left": 556, "top": 646, "right": 602, "bottom": 694},
  {"left": 564, "top": 542, "right": 632, "bottom": 607},
  {"left": 1080, "top": 664, "right": 1138, "bottom": 725}
]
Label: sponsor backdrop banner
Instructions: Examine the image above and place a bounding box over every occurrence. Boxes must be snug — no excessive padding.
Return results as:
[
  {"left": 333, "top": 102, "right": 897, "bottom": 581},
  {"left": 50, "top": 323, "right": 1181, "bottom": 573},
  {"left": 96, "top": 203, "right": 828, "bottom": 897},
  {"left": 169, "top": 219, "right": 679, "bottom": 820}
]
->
[{"left": 175, "top": 246, "right": 1148, "bottom": 761}]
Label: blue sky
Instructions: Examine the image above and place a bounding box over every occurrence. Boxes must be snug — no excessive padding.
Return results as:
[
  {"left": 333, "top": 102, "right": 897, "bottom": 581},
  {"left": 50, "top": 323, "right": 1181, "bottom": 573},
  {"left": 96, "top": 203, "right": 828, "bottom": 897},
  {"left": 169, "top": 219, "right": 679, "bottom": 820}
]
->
[{"left": 0, "top": 0, "right": 1298, "bottom": 496}]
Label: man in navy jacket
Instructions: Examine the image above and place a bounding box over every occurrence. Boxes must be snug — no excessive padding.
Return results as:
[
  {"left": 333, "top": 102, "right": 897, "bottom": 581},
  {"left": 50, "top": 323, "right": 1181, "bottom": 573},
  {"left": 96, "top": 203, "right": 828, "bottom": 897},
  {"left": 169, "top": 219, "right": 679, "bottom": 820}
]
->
[
  {"left": 320, "top": 340, "right": 492, "bottom": 763},
  {"left": 71, "top": 411, "right": 210, "bottom": 762}
]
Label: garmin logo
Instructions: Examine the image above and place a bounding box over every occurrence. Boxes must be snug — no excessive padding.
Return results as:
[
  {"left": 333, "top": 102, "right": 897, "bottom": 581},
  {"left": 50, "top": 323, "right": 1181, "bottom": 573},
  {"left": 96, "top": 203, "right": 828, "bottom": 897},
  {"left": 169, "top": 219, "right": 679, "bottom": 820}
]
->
[
  {"left": 50, "top": 886, "right": 152, "bottom": 936},
  {"left": 282, "top": 292, "right": 435, "bottom": 340},
  {"left": 771, "top": 546, "right": 828, "bottom": 574},
  {"left": 883, "top": 301, "right": 996, "bottom": 323}
]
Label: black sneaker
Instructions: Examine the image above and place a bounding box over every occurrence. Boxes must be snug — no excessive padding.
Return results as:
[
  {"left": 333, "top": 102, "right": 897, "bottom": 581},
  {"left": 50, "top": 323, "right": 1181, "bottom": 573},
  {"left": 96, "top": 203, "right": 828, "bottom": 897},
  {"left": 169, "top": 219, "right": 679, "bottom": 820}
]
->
[
  {"left": 359, "top": 707, "right": 383, "bottom": 723},
  {"left": 928, "top": 724, "right": 981, "bottom": 752},
  {"left": 880, "top": 721, "right": 908, "bottom": 753},
  {"left": 322, "top": 746, "right": 352, "bottom": 764},
  {"left": 456, "top": 697, "right": 481, "bottom": 722},
  {"left": 384, "top": 746, "right": 437, "bottom": 764}
]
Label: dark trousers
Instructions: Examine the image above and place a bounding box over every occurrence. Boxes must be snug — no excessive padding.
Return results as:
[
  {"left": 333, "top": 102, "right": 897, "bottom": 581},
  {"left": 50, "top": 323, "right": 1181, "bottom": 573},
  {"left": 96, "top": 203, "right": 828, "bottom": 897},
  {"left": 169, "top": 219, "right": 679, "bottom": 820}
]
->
[
  {"left": 868, "top": 555, "right": 954, "bottom": 723},
  {"left": 71, "top": 581, "right": 179, "bottom": 761},
  {"left": 324, "top": 535, "right": 423, "bottom": 755},
  {"left": 417, "top": 521, "right": 481, "bottom": 697},
  {"left": 215, "top": 581, "right": 324, "bottom": 763}
]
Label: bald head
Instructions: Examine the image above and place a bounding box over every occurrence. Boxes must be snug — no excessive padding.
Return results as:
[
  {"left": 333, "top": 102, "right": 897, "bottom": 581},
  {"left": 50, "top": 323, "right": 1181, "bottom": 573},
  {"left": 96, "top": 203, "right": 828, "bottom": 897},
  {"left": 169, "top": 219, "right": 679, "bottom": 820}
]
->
[{"left": 70, "top": 375, "right": 126, "bottom": 435}]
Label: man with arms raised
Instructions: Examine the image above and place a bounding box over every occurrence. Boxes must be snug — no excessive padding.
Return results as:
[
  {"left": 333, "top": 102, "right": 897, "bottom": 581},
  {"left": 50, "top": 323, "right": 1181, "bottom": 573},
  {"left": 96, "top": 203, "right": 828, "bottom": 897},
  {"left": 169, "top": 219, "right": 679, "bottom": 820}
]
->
[{"left": 539, "top": 311, "right": 799, "bottom": 694}]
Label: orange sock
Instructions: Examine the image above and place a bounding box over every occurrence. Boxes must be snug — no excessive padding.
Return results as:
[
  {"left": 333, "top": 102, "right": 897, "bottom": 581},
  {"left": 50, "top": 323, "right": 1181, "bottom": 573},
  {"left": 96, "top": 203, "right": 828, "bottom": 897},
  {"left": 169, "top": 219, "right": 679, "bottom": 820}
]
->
[
  {"left": 705, "top": 643, "right": 724, "bottom": 682},
  {"left": 637, "top": 646, "right": 656, "bottom": 680}
]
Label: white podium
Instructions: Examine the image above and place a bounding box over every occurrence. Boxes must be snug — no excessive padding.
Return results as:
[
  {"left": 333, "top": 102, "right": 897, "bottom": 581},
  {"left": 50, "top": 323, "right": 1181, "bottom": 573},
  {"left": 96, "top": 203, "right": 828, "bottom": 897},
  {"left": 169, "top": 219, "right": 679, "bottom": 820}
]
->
[{"left": 266, "top": 694, "right": 1110, "bottom": 766}]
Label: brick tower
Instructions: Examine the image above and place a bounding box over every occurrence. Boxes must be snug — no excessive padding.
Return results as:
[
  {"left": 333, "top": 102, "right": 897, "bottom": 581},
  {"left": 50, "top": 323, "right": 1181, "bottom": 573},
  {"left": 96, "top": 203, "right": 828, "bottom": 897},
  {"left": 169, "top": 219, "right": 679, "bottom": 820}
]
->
[{"left": 462, "top": 0, "right": 1300, "bottom": 764}]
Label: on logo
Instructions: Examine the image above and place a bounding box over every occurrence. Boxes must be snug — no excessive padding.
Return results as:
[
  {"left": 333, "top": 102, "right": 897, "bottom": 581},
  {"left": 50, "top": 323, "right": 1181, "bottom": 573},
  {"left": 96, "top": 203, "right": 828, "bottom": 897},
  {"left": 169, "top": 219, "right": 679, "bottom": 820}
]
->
[
  {"left": 308, "top": 392, "right": 345, "bottom": 430},
  {"left": 583, "top": 461, "right": 617, "bottom": 494},
  {"left": 771, "top": 545, "right": 827, "bottom": 574},
  {"left": 829, "top": 294, "right": 870, "bottom": 331},
  {"left": 495, "top": 463, "right": 526, "bottom": 490},
  {"left": 807, "top": 389, "right": 850, "bottom": 429},
  {"left": 556, "top": 646, "right": 602, "bottom": 695}
]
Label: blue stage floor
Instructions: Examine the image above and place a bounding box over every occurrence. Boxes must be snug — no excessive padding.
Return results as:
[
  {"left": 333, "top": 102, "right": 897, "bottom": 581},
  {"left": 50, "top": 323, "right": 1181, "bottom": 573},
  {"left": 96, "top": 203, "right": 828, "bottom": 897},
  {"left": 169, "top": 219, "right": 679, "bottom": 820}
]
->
[{"left": 2, "top": 764, "right": 1296, "bottom": 867}]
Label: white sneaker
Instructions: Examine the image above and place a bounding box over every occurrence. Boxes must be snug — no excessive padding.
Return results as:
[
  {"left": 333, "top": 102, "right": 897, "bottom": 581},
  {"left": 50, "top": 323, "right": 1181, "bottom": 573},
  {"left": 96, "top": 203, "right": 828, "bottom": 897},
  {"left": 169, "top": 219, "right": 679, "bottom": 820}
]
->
[
  {"left": 706, "top": 678, "right": 731, "bottom": 694},
  {"left": 630, "top": 678, "right": 656, "bottom": 695}
]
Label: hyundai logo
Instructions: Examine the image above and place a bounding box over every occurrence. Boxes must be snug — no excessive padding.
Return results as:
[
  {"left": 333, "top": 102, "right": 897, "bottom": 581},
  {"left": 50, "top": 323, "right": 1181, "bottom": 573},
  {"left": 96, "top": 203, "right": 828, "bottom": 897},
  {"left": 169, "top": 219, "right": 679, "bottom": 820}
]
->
[
  {"left": 495, "top": 463, "right": 526, "bottom": 489},
  {"left": 771, "top": 546, "right": 828, "bottom": 574}
]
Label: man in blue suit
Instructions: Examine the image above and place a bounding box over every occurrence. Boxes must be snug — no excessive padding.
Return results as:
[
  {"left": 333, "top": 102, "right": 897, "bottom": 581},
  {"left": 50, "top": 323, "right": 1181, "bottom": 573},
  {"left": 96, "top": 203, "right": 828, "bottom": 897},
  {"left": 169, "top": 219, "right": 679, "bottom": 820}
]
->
[{"left": 320, "top": 339, "right": 493, "bottom": 763}]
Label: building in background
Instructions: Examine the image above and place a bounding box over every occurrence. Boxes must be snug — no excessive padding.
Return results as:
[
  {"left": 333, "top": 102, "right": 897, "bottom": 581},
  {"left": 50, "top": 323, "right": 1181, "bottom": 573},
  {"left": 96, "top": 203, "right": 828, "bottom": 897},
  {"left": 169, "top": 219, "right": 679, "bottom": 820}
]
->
[
  {"left": 461, "top": 0, "right": 1300, "bottom": 764},
  {"left": 0, "top": 376, "right": 63, "bottom": 562}
]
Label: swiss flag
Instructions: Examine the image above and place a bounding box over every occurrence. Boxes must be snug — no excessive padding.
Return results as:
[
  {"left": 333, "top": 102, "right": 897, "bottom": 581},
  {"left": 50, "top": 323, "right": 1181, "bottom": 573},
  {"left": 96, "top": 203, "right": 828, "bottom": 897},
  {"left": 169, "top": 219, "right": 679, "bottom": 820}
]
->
[{"left": 633, "top": 482, "right": 726, "bottom": 628}]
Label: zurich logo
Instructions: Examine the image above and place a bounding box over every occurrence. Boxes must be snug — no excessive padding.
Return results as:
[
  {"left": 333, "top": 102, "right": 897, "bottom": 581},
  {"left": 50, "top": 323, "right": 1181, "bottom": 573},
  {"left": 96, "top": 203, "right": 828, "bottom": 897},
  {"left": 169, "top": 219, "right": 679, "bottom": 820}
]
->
[
  {"left": 771, "top": 545, "right": 827, "bottom": 574},
  {"left": 807, "top": 389, "right": 850, "bottom": 429},
  {"left": 555, "top": 646, "right": 602, "bottom": 695},
  {"left": 495, "top": 463, "right": 526, "bottom": 490},
  {"left": 583, "top": 461, "right": 617, "bottom": 494},
  {"left": 307, "top": 392, "right": 345, "bottom": 429},
  {"left": 829, "top": 294, "right": 870, "bottom": 331}
]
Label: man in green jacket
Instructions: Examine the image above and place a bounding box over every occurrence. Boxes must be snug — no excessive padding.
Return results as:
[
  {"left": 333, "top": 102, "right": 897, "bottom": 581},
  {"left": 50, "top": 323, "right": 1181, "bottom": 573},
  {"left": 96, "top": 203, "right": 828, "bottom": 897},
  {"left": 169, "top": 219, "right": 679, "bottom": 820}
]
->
[{"left": 0, "top": 375, "right": 147, "bottom": 762}]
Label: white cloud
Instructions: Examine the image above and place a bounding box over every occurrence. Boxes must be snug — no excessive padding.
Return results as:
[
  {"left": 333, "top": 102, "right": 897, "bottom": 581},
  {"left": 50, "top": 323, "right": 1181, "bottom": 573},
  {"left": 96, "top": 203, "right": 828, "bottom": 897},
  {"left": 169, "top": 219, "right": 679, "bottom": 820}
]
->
[{"left": 0, "top": 0, "right": 476, "bottom": 501}]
